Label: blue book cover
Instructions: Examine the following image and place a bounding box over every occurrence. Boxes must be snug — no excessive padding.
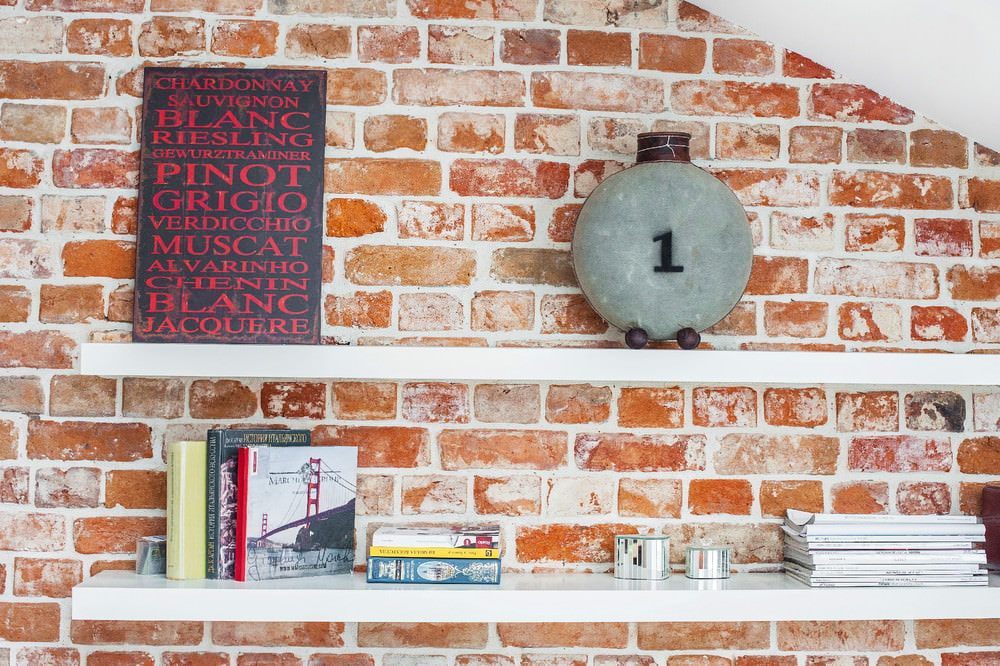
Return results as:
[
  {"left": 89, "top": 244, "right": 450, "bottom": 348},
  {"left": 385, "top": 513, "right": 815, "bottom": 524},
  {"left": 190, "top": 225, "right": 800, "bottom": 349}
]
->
[{"left": 367, "top": 556, "right": 501, "bottom": 584}]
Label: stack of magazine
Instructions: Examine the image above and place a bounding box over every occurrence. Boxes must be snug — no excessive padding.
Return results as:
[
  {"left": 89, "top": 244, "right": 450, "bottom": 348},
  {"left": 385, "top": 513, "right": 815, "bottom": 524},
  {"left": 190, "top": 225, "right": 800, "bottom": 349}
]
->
[
  {"left": 366, "top": 524, "right": 501, "bottom": 585},
  {"left": 782, "top": 509, "right": 988, "bottom": 587}
]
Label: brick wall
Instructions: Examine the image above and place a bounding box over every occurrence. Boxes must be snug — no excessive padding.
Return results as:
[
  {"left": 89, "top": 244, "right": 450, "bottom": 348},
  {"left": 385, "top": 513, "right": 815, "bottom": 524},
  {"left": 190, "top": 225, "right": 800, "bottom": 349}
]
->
[{"left": 1, "top": 0, "right": 1000, "bottom": 662}]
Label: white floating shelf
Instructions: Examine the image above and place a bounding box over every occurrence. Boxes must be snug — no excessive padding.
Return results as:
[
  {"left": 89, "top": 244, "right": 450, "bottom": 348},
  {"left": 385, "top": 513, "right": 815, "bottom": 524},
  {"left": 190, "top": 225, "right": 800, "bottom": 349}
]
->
[
  {"left": 80, "top": 343, "right": 1000, "bottom": 385},
  {"left": 72, "top": 570, "right": 999, "bottom": 623}
]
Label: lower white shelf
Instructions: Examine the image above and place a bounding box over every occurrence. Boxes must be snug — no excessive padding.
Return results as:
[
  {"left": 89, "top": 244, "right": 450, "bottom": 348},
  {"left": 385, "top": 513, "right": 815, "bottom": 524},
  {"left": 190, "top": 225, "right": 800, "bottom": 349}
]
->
[{"left": 72, "top": 570, "right": 1000, "bottom": 623}]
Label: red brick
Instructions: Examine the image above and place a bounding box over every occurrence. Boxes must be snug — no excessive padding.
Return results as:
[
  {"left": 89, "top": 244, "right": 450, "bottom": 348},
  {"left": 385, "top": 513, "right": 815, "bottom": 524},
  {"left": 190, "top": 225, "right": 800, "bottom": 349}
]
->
[
  {"left": 261, "top": 382, "right": 326, "bottom": 419},
  {"left": 949, "top": 265, "right": 1000, "bottom": 300},
  {"left": 713, "top": 38, "right": 774, "bottom": 75},
  {"left": 345, "top": 245, "right": 475, "bottom": 286},
  {"left": 138, "top": 17, "right": 205, "bottom": 56},
  {"left": 837, "top": 302, "right": 903, "bottom": 342},
  {"left": 440, "top": 429, "right": 566, "bottom": 470},
  {"left": 638, "top": 622, "right": 769, "bottom": 651},
  {"left": 36, "top": 466, "right": 100, "bottom": 508},
  {"left": 717, "top": 123, "right": 780, "bottom": 161},
  {"left": 836, "top": 391, "right": 899, "bottom": 432},
  {"left": 17, "top": 647, "right": 80, "bottom": 665},
  {"left": 941, "top": 652, "right": 1000, "bottom": 666},
  {"left": 363, "top": 115, "right": 427, "bottom": 152},
  {"left": 71, "top": 107, "right": 132, "bottom": 145},
  {"left": 13, "top": 557, "right": 82, "bottom": 597},
  {"left": 84, "top": 651, "right": 155, "bottom": 666},
  {"left": 326, "top": 69, "right": 386, "bottom": 106},
  {"left": 0, "top": 376, "right": 44, "bottom": 413},
  {"left": 516, "top": 523, "right": 633, "bottom": 564},
  {"left": 62, "top": 240, "right": 134, "bottom": 278},
  {"left": 779, "top": 620, "right": 905, "bottom": 651},
  {"left": 162, "top": 653, "right": 228, "bottom": 666},
  {"left": 106, "top": 469, "right": 166, "bottom": 510},
  {"left": 0, "top": 512, "right": 65, "bottom": 550},
  {"left": 71, "top": 620, "right": 203, "bottom": 645},
  {"left": 211, "top": 20, "right": 278, "bottom": 57},
  {"left": 586, "top": 117, "right": 645, "bottom": 155},
  {"left": 672, "top": 80, "right": 798, "bottom": 118},
  {"left": 715, "top": 433, "right": 837, "bottom": 474},
  {"left": 763, "top": 388, "right": 828, "bottom": 427},
  {"left": 472, "top": 203, "right": 534, "bottom": 241},
  {"left": 574, "top": 159, "right": 627, "bottom": 197},
  {"left": 846, "top": 128, "right": 906, "bottom": 164},
  {"left": 545, "top": 384, "right": 610, "bottom": 424},
  {"left": 763, "top": 301, "right": 828, "bottom": 337},
  {"left": 1, "top": 104, "right": 65, "bottom": 144},
  {"left": 27, "top": 420, "right": 150, "bottom": 461},
  {"left": 325, "top": 291, "right": 392, "bottom": 328},
  {"left": 849, "top": 436, "right": 951, "bottom": 472},
  {"left": 916, "top": 619, "right": 1000, "bottom": 649},
  {"left": 0, "top": 61, "right": 105, "bottom": 100},
  {"left": 760, "top": 479, "right": 824, "bottom": 517},
  {"left": 314, "top": 425, "right": 428, "bottom": 468},
  {"left": 471, "top": 291, "right": 534, "bottom": 331},
  {"left": 357, "top": 622, "right": 485, "bottom": 648},
  {"left": 122, "top": 378, "right": 184, "bottom": 419},
  {"left": 810, "top": 84, "right": 913, "bottom": 124},
  {"left": 501, "top": 29, "right": 559, "bottom": 64},
  {"left": 897, "top": 481, "right": 951, "bottom": 515},
  {"left": 438, "top": 112, "right": 504, "bottom": 154},
  {"left": 67, "top": 18, "right": 132, "bottom": 56},
  {"left": 514, "top": 114, "right": 579, "bottom": 156},
  {"left": 397, "top": 200, "right": 464, "bottom": 240},
  {"left": 0, "top": 240, "right": 51, "bottom": 280},
  {"left": 285, "top": 25, "right": 350, "bottom": 59},
  {"left": 693, "top": 387, "right": 756, "bottom": 427},
  {"left": 0, "top": 331, "right": 75, "bottom": 369},
  {"left": 497, "top": 622, "right": 628, "bottom": 648},
  {"left": 270, "top": 0, "right": 392, "bottom": 15},
  {"left": 451, "top": 158, "right": 568, "bottom": 198},
  {"left": 326, "top": 158, "right": 440, "bottom": 195},
  {"left": 402, "top": 475, "right": 467, "bottom": 514},
  {"left": 0, "top": 601, "right": 61, "bottom": 641},
  {"left": 844, "top": 213, "right": 906, "bottom": 252},
  {"left": 428, "top": 25, "right": 493, "bottom": 65},
  {"left": 619, "top": 478, "right": 682, "bottom": 518},
  {"left": 638, "top": 34, "right": 705, "bottom": 73},
  {"left": 533, "top": 71, "right": 664, "bottom": 112},
  {"left": 189, "top": 380, "right": 257, "bottom": 420},
  {"left": 492, "top": 248, "right": 575, "bottom": 287},
  {"left": 73, "top": 516, "right": 166, "bottom": 554},
  {"left": 326, "top": 198, "right": 386, "bottom": 237},
  {"left": 575, "top": 433, "right": 705, "bottom": 472},
  {"left": 789, "top": 125, "right": 842, "bottom": 164},
  {"left": 568, "top": 30, "right": 630, "bottom": 66},
  {"left": 359, "top": 25, "right": 419, "bottom": 63},
  {"left": 540, "top": 294, "right": 607, "bottom": 334},
  {"left": 357, "top": 475, "right": 393, "bottom": 516},
  {"left": 0, "top": 420, "right": 16, "bottom": 460},
  {"left": 402, "top": 382, "right": 469, "bottom": 423},
  {"left": 961, "top": 177, "right": 1000, "bottom": 212},
  {"left": 618, "top": 387, "right": 683, "bottom": 428},
  {"left": 39, "top": 284, "right": 105, "bottom": 324},
  {"left": 911, "top": 129, "right": 968, "bottom": 168},
  {"left": 473, "top": 384, "right": 539, "bottom": 424},
  {"left": 905, "top": 390, "right": 965, "bottom": 432},
  {"left": 110, "top": 195, "right": 137, "bottom": 234},
  {"left": 832, "top": 480, "right": 889, "bottom": 514},
  {"left": 972, "top": 307, "right": 1000, "bottom": 342},
  {"left": 816, "top": 258, "right": 938, "bottom": 299},
  {"left": 0, "top": 195, "right": 32, "bottom": 231},
  {"left": 956, "top": 437, "right": 1000, "bottom": 474},
  {"left": 784, "top": 50, "right": 836, "bottom": 78},
  {"left": 973, "top": 394, "right": 1000, "bottom": 431},
  {"left": 474, "top": 474, "right": 541, "bottom": 515},
  {"left": 0, "top": 148, "right": 42, "bottom": 188},
  {"left": 399, "top": 293, "right": 463, "bottom": 331},
  {"left": 713, "top": 168, "right": 820, "bottom": 206},
  {"left": 830, "top": 171, "right": 952, "bottom": 209},
  {"left": 909, "top": 306, "right": 968, "bottom": 342},
  {"left": 394, "top": 69, "right": 523, "bottom": 107},
  {"left": 407, "top": 0, "right": 534, "bottom": 19},
  {"left": 41, "top": 195, "right": 104, "bottom": 232}
]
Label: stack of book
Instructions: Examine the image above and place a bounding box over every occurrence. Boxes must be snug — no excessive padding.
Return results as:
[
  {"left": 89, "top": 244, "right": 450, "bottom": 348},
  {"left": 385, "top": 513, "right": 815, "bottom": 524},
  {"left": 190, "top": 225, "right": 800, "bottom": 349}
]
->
[
  {"left": 782, "top": 509, "right": 988, "bottom": 587},
  {"left": 366, "top": 524, "right": 502, "bottom": 584}
]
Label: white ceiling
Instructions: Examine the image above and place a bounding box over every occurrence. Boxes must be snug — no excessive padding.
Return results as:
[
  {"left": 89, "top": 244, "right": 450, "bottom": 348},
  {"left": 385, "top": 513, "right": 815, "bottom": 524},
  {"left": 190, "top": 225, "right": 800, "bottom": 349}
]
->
[{"left": 691, "top": 0, "right": 1000, "bottom": 152}]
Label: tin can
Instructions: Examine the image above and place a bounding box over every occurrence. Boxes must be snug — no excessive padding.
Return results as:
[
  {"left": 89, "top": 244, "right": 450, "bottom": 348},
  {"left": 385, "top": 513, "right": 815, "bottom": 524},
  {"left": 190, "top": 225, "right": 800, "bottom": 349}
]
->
[
  {"left": 614, "top": 535, "right": 670, "bottom": 580},
  {"left": 685, "top": 546, "right": 731, "bottom": 579}
]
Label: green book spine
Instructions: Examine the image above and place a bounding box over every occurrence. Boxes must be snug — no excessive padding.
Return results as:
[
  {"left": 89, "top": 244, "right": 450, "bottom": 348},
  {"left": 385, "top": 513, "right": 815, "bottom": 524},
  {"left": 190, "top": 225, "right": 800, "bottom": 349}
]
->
[{"left": 166, "top": 440, "right": 208, "bottom": 580}]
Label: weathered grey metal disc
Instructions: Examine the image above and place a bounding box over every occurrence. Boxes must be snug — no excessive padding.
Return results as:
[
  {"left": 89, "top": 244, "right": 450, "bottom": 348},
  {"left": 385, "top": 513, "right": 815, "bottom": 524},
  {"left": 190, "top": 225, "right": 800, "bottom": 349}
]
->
[{"left": 572, "top": 161, "right": 752, "bottom": 340}]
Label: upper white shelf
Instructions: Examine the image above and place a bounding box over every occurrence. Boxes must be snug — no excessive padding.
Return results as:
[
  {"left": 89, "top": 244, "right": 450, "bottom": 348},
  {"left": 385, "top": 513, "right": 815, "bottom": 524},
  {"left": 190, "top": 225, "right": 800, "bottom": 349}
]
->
[
  {"left": 80, "top": 343, "right": 1000, "bottom": 385},
  {"left": 72, "top": 570, "right": 999, "bottom": 623}
]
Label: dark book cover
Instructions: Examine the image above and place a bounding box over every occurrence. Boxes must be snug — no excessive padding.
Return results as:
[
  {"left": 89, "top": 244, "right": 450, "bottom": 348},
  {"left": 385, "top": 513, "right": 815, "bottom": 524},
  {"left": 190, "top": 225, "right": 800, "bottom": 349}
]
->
[
  {"left": 235, "top": 445, "right": 356, "bottom": 582},
  {"left": 206, "top": 428, "right": 310, "bottom": 579},
  {"left": 134, "top": 67, "right": 326, "bottom": 344}
]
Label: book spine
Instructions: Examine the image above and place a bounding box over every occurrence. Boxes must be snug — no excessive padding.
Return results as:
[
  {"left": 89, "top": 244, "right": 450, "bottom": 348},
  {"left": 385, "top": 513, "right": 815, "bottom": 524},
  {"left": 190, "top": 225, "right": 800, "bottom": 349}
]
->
[
  {"left": 368, "top": 546, "right": 499, "bottom": 559},
  {"left": 371, "top": 535, "right": 501, "bottom": 549},
  {"left": 205, "top": 429, "right": 220, "bottom": 579},
  {"left": 366, "top": 557, "right": 500, "bottom": 584},
  {"left": 166, "top": 440, "right": 208, "bottom": 580},
  {"left": 234, "top": 446, "right": 254, "bottom": 582}
]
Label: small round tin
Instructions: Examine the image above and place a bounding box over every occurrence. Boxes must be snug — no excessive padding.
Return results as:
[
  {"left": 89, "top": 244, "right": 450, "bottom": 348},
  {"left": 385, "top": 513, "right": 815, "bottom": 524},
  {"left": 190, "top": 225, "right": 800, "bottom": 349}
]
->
[
  {"left": 685, "top": 546, "right": 731, "bottom": 579},
  {"left": 614, "top": 535, "right": 670, "bottom": 580}
]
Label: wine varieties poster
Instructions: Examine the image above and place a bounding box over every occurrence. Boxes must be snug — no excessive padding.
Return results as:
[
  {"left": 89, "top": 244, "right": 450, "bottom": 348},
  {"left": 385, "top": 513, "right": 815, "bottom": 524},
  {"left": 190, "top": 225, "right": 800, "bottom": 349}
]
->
[{"left": 134, "top": 67, "right": 326, "bottom": 344}]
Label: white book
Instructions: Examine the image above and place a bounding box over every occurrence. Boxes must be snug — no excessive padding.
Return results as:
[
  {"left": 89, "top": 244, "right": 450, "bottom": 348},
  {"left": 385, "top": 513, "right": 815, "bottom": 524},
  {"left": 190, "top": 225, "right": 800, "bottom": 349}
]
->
[
  {"left": 785, "top": 568, "right": 989, "bottom": 587},
  {"left": 786, "top": 509, "right": 980, "bottom": 526},
  {"left": 783, "top": 546, "right": 987, "bottom": 565},
  {"left": 782, "top": 524, "right": 984, "bottom": 541},
  {"left": 783, "top": 559, "right": 984, "bottom": 575}
]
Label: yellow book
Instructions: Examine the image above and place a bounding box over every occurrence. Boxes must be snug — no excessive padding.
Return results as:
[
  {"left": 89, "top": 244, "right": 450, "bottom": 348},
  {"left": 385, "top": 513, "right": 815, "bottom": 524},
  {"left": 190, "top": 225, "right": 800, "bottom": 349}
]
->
[
  {"left": 368, "top": 546, "right": 500, "bottom": 559},
  {"left": 166, "top": 440, "right": 207, "bottom": 580}
]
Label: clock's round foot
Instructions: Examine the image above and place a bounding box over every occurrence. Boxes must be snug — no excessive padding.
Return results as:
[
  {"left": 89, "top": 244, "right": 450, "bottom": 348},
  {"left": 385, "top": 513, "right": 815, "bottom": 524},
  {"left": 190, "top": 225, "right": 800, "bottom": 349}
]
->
[
  {"left": 625, "top": 327, "right": 649, "bottom": 349},
  {"left": 676, "top": 327, "right": 701, "bottom": 349}
]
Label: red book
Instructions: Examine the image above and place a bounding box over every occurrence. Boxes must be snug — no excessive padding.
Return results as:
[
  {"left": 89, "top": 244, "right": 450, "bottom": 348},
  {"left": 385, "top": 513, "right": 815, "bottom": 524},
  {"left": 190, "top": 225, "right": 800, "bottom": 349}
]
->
[
  {"left": 233, "top": 446, "right": 257, "bottom": 582},
  {"left": 984, "top": 484, "right": 1000, "bottom": 571}
]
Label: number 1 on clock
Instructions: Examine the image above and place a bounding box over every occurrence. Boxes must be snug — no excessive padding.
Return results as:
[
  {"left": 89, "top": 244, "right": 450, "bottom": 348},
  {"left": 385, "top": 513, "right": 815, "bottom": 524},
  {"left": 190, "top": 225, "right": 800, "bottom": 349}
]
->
[{"left": 653, "top": 230, "right": 684, "bottom": 273}]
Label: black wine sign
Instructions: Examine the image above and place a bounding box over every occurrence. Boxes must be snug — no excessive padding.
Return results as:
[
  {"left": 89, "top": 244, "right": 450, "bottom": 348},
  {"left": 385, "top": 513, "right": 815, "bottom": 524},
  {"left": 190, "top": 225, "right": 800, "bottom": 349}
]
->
[{"left": 134, "top": 67, "right": 327, "bottom": 344}]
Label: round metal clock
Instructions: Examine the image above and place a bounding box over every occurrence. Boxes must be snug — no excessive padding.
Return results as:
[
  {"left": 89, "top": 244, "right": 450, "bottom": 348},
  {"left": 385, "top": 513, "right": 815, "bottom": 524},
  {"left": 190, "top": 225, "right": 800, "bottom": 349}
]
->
[{"left": 571, "top": 132, "right": 753, "bottom": 349}]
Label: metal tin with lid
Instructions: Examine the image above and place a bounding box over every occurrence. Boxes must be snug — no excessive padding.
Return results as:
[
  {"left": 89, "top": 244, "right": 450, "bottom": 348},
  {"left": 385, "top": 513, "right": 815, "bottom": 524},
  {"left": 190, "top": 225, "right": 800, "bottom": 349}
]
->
[
  {"left": 685, "top": 546, "right": 731, "bottom": 579},
  {"left": 614, "top": 535, "right": 670, "bottom": 580}
]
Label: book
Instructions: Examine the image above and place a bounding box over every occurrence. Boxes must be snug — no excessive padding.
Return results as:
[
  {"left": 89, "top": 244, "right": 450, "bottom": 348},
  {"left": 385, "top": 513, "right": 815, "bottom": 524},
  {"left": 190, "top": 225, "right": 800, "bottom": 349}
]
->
[
  {"left": 234, "top": 445, "right": 357, "bottom": 582},
  {"left": 166, "top": 440, "right": 208, "bottom": 580},
  {"left": 206, "top": 428, "right": 310, "bottom": 579},
  {"left": 784, "top": 561, "right": 988, "bottom": 587},
  {"left": 783, "top": 516, "right": 986, "bottom": 538},
  {"left": 782, "top": 528, "right": 982, "bottom": 545},
  {"left": 783, "top": 533, "right": 977, "bottom": 550},
  {"left": 783, "top": 545, "right": 987, "bottom": 566},
  {"left": 785, "top": 508, "right": 980, "bottom": 527},
  {"left": 367, "top": 556, "right": 501, "bottom": 584},
  {"left": 368, "top": 546, "right": 500, "bottom": 559},
  {"left": 371, "top": 525, "right": 501, "bottom": 549}
]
